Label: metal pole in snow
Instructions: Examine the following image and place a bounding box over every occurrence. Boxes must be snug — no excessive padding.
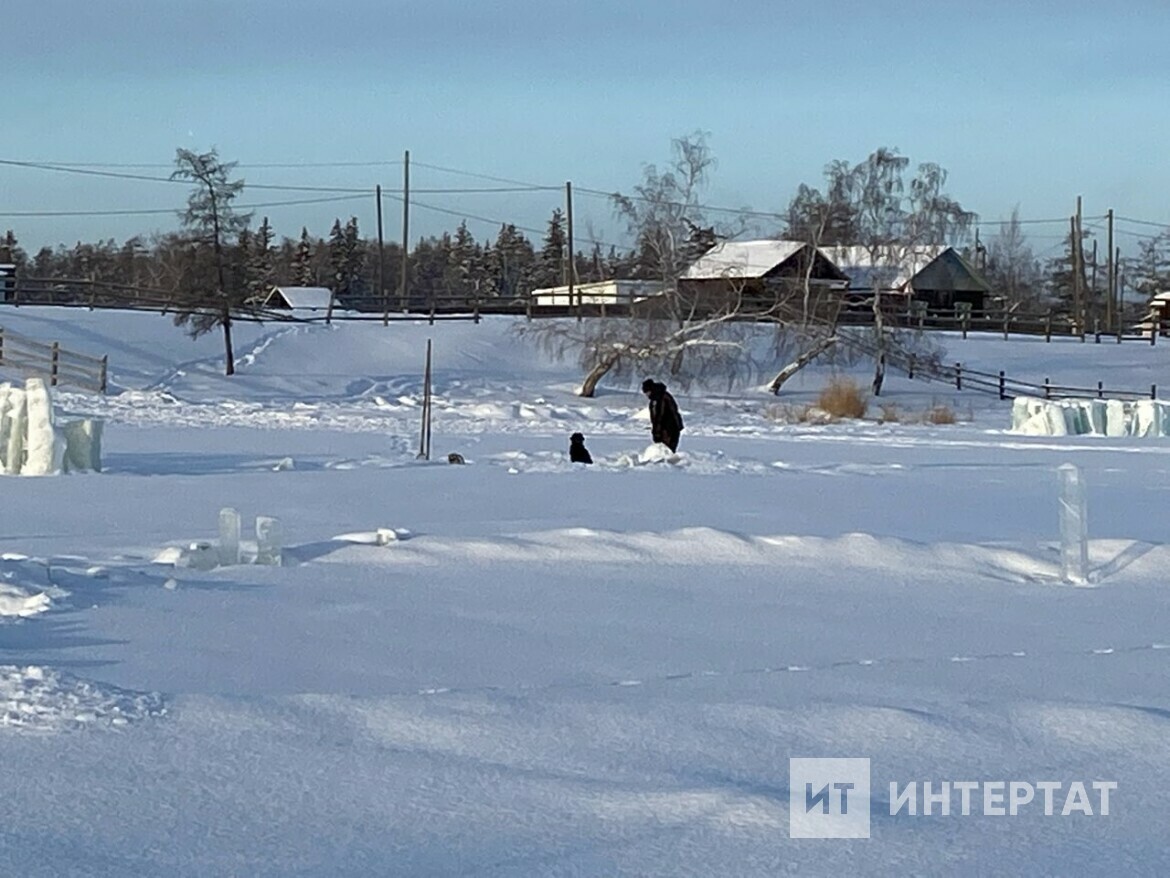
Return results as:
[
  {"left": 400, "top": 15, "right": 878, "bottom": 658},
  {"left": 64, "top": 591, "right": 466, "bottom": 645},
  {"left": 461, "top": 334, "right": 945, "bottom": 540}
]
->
[{"left": 418, "top": 338, "right": 432, "bottom": 460}]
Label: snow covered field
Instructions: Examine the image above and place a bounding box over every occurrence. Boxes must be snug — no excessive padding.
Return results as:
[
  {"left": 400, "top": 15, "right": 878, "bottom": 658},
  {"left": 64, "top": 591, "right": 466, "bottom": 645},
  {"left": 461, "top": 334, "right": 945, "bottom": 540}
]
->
[{"left": 1, "top": 308, "right": 1169, "bottom": 876}]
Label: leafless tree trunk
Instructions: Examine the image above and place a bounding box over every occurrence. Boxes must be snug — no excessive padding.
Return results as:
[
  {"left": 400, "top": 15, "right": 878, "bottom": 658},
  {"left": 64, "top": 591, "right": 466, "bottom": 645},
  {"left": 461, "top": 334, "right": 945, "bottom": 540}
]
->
[
  {"left": 871, "top": 285, "right": 885, "bottom": 396},
  {"left": 768, "top": 334, "right": 838, "bottom": 394}
]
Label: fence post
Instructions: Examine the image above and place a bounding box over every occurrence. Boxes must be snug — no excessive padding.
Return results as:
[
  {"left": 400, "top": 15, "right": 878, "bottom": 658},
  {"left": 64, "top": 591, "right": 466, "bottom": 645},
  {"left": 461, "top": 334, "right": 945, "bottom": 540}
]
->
[
  {"left": 1152, "top": 384, "right": 1158, "bottom": 400},
  {"left": 1002, "top": 307, "right": 1009, "bottom": 340},
  {"left": 0, "top": 327, "right": 4, "bottom": 363},
  {"left": 1044, "top": 377, "right": 1051, "bottom": 400},
  {"left": 428, "top": 301, "right": 435, "bottom": 326},
  {"left": 1094, "top": 317, "right": 1101, "bottom": 344},
  {"left": 1097, "top": 381, "right": 1103, "bottom": 399},
  {"left": 100, "top": 355, "right": 108, "bottom": 394},
  {"left": 1045, "top": 311, "right": 1052, "bottom": 342},
  {"left": 907, "top": 354, "right": 915, "bottom": 380},
  {"left": 955, "top": 363, "right": 962, "bottom": 391},
  {"left": 50, "top": 342, "right": 60, "bottom": 387},
  {"left": 999, "top": 370, "right": 1006, "bottom": 400},
  {"left": 473, "top": 295, "right": 480, "bottom": 325},
  {"left": 962, "top": 312, "right": 969, "bottom": 340}
]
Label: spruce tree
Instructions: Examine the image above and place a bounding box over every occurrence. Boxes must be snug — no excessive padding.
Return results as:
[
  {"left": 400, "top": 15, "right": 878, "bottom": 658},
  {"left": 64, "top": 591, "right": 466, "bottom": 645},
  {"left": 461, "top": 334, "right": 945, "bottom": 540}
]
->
[
  {"left": 248, "top": 216, "right": 275, "bottom": 301},
  {"left": 293, "top": 227, "right": 316, "bottom": 286},
  {"left": 535, "top": 209, "right": 566, "bottom": 288},
  {"left": 328, "top": 219, "right": 347, "bottom": 296}
]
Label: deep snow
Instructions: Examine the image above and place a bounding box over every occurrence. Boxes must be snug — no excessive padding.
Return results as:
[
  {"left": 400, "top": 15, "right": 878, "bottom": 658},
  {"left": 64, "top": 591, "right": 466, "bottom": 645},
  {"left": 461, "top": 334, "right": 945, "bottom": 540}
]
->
[{"left": 0, "top": 308, "right": 1168, "bottom": 876}]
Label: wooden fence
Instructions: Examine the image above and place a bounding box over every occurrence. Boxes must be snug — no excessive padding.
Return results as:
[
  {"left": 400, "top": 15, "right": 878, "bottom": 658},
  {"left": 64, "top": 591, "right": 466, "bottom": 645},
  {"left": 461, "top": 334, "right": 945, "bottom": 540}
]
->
[
  {"left": 0, "top": 326, "right": 108, "bottom": 393},
  {"left": 5, "top": 279, "right": 1158, "bottom": 340}
]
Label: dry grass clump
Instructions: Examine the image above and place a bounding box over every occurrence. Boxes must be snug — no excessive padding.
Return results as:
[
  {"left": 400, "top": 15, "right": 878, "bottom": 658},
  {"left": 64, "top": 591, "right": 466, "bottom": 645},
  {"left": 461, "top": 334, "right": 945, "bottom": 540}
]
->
[
  {"left": 763, "top": 383, "right": 958, "bottom": 427},
  {"left": 924, "top": 404, "right": 957, "bottom": 424},
  {"left": 817, "top": 376, "right": 868, "bottom": 420}
]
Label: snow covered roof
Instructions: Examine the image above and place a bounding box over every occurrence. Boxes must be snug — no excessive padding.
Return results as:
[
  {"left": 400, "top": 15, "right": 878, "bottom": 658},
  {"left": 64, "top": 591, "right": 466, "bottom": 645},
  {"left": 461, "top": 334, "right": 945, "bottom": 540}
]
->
[
  {"left": 265, "top": 286, "right": 334, "bottom": 310},
  {"left": 681, "top": 240, "right": 809, "bottom": 280},
  {"left": 819, "top": 245, "right": 948, "bottom": 292}
]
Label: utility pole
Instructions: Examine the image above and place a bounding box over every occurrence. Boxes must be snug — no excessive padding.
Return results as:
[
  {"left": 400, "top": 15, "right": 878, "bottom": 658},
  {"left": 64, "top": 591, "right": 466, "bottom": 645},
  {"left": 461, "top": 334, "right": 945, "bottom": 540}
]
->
[
  {"left": 1091, "top": 239, "right": 1098, "bottom": 322},
  {"left": 400, "top": 150, "right": 410, "bottom": 311},
  {"left": 1115, "top": 246, "right": 1122, "bottom": 329},
  {"left": 377, "top": 184, "right": 387, "bottom": 325},
  {"left": 1106, "top": 209, "right": 1115, "bottom": 332},
  {"left": 1070, "top": 215, "right": 1081, "bottom": 333},
  {"left": 566, "top": 181, "right": 577, "bottom": 321},
  {"left": 1076, "top": 196, "right": 1086, "bottom": 334}
]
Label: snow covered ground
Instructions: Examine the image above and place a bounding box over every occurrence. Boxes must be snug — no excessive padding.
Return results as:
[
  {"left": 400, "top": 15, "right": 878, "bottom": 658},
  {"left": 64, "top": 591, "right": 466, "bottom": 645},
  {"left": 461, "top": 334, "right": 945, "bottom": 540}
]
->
[{"left": 1, "top": 308, "right": 1168, "bottom": 875}]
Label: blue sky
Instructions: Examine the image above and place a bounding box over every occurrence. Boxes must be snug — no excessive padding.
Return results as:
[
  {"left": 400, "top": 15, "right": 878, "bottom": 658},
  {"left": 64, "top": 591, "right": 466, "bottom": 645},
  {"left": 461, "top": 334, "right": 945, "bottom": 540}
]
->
[{"left": 5, "top": 0, "right": 1168, "bottom": 258}]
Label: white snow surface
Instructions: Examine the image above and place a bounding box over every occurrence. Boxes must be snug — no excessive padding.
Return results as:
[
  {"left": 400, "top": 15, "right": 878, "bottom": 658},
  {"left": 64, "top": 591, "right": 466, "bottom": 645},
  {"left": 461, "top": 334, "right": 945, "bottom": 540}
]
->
[{"left": 0, "top": 308, "right": 1169, "bottom": 875}]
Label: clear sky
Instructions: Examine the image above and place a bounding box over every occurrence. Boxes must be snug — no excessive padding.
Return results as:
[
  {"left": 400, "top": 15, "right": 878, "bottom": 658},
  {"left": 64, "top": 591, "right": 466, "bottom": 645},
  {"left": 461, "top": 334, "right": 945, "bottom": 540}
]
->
[{"left": 5, "top": 0, "right": 1168, "bottom": 259}]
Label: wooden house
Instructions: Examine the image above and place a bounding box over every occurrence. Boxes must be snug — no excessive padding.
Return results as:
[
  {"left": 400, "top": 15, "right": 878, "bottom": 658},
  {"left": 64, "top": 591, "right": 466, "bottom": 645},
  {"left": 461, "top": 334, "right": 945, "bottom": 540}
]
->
[{"left": 678, "top": 240, "right": 849, "bottom": 316}]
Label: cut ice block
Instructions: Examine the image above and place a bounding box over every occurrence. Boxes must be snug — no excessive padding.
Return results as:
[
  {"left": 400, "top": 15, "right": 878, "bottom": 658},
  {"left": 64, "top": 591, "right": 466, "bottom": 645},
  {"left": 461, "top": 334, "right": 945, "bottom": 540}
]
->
[
  {"left": 218, "top": 507, "right": 241, "bottom": 566},
  {"left": 255, "top": 516, "right": 283, "bottom": 566},
  {"left": 23, "top": 377, "right": 64, "bottom": 476},
  {"left": 60, "top": 419, "right": 103, "bottom": 472},
  {"left": 4, "top": 385, "right": 26, "bottom": 474},
  {"left": 1058, "top": 463, "right": 1089, "bottom": 585}
]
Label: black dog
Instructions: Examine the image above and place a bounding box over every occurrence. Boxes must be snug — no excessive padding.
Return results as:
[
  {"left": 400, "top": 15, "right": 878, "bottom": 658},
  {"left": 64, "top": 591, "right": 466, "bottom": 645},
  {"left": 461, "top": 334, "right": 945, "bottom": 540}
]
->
[{"left": 569, "top": 432, "right": 593, "bottom": 465}]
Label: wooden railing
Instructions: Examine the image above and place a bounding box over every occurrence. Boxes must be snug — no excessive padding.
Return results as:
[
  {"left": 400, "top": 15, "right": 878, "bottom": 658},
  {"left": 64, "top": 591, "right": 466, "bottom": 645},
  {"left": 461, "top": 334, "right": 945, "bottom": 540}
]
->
[{"left": 0, "top": 326, "right": 108, "bottom": 393}]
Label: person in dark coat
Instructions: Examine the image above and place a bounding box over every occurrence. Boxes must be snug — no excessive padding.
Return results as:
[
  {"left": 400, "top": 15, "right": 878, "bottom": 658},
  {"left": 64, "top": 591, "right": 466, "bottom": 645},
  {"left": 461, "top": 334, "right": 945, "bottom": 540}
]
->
[
  {"left": 569, "top": 432, "right": 593, "bottom": 464},
  {"left": 641, "top": 378, "right": 684, "bottom": 452}
]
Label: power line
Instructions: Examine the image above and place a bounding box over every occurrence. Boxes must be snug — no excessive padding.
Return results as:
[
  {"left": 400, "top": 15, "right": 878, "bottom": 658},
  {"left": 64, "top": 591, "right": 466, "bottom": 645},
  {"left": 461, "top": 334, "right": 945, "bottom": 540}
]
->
[
  {"left": 0, "top": 194, "right": 368, "bottom": 219},
  {"left": 6, "top": 154, "right": 1169, "bottom": 249},
  {"left": 385, "top": 193, "right": 547, "bottom": 240},
  {"left": 8, "top": 160, "right": 407, "bottom": 169},
  {"left": 0, "top": 158, "right": 557, "bottom": 195},
  {"left": 410, "top": 160, "right": 555, "bottom": 189},
  {"left": 1116, "top": 215, "right": 1169, "bottom": 230}
]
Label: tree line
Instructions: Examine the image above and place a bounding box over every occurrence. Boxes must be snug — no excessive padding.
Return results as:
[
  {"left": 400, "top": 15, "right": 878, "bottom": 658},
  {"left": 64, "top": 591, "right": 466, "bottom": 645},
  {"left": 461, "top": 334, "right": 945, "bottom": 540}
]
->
[{"left": 1, "top": 137, "right": 1168, "bottom": 378}]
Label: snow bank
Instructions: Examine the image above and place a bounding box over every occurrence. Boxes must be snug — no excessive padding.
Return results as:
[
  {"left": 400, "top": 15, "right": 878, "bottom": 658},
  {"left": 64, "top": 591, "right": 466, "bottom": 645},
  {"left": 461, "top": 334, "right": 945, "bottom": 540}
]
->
[
  {"left": 0, "top": 665, "right": 165, "bottom": 732},
  {"left": 1010, "top": 395, "right": 1170, "bottom": 437},
  {"left": 0, "top": 582, "right": 53, "bottom": 618},
  {"left": 0, "top": 556, "right": 70, "bottom": 619}
]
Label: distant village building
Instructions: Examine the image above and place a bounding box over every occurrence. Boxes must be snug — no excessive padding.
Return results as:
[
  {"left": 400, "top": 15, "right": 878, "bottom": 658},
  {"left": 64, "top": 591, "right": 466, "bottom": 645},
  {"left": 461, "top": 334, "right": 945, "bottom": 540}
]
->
[
  {"left": 679, "top": 240, "right": 849, "bottom": 314},
  {"left": 1139, "top": 290, "right": 1170, "bottom": 337},
  {"left": 530, "top": 279, "right": 664, "bottom": 311},
  {"left": 258, "top": 286, "right": 335, "bottom": 312},
  {"left": 0, "top": 263, "right": 15, "bottom": 303},
  {"left": 820, "top": 245, "right": 990, "bottom": 313}
]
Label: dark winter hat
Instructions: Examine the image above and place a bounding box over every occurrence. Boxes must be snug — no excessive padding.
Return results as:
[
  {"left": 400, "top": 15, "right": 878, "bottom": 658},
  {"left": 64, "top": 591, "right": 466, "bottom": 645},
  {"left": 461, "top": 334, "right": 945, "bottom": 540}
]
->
[{"left": 641, "top": 378, "right": 656, "bottom": 393}]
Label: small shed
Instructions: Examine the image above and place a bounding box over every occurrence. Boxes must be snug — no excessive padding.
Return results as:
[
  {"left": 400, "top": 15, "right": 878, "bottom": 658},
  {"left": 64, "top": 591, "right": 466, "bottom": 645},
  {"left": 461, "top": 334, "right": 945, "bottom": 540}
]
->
[{"left": 261, "top": 286, "right": 335, "bottom": 311}]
